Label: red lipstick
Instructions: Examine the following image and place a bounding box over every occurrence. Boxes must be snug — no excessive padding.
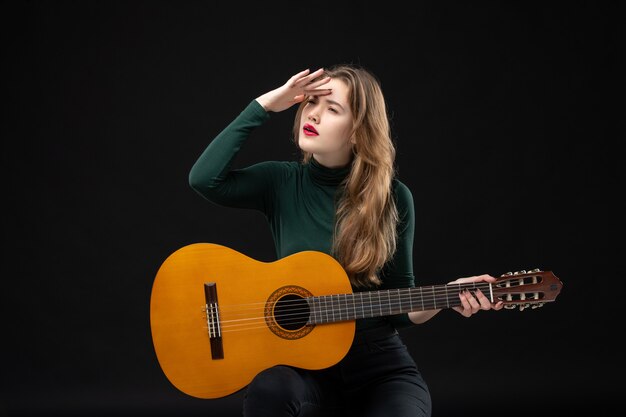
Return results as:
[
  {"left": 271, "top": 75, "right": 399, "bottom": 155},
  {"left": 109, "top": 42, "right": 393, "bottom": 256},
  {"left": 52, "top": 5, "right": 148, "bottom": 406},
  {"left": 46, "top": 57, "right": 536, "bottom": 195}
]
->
[{"left": 303, "top": 123, "right": 318, "bottom": 136}]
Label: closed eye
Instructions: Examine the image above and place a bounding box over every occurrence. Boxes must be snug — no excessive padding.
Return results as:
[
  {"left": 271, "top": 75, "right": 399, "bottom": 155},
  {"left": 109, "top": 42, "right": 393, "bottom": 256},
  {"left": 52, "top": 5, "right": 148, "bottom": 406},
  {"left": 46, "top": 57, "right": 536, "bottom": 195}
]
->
[{"left": 306, "top": 99, "right": 338, "bottom": 113}]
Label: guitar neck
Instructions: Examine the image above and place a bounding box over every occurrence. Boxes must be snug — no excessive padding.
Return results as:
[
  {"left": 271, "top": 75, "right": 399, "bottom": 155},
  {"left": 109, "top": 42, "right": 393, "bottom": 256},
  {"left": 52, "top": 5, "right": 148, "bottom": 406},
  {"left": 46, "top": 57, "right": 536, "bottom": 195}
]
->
[{"left": 307, "top": 282, "right": 492, "bottom": 324}]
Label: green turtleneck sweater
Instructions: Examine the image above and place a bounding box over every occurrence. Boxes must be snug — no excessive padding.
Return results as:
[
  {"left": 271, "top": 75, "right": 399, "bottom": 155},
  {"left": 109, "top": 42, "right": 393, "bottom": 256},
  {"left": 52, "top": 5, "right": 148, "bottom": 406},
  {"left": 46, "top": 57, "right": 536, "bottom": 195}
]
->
[{"left": 189, "top": 99, "right": 416, "bottom": 330}]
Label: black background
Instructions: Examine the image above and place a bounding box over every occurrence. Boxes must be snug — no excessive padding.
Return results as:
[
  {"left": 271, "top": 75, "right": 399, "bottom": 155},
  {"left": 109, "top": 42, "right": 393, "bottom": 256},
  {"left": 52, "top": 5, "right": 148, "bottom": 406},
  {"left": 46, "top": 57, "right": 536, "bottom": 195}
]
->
[{"left": 2, "top": 1, "right": 623, "bottom": 416}]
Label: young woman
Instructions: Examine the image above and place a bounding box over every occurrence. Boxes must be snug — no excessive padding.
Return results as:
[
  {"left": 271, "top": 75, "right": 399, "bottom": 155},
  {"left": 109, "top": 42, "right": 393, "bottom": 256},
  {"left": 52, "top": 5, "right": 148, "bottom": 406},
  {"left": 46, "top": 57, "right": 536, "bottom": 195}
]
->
[{"left": 189, "top": 65, "right": 503, "bottom": 417}]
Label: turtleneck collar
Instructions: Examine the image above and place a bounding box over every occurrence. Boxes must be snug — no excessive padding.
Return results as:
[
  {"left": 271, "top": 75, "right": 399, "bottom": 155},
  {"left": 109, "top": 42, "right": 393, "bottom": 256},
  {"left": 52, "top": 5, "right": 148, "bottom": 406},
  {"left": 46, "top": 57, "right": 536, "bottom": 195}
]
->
[{"left": 307, "top": 156, "right": 351, "bottom": 187}]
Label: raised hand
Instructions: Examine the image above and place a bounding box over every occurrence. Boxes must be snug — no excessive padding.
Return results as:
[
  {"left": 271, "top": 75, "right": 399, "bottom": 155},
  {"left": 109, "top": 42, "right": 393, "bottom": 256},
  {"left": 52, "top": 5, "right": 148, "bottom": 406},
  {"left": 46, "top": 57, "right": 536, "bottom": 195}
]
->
[{"left": 255, "top": 68, "right": 332, "bottom": 113}]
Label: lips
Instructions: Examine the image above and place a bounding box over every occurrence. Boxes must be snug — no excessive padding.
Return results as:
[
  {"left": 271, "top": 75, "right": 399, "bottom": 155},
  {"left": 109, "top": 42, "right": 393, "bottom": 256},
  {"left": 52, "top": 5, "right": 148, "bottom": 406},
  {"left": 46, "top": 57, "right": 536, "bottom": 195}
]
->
[{"left": 303, "top": 123, "right": 318, "bottom": 136}]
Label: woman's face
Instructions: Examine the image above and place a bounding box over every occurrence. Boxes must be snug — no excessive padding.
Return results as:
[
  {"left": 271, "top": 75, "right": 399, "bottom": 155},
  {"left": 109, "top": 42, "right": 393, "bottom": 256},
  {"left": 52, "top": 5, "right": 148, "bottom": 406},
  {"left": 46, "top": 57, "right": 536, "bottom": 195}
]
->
[{"left": 298, "top": 78, "right": 354, "bottom": 168}]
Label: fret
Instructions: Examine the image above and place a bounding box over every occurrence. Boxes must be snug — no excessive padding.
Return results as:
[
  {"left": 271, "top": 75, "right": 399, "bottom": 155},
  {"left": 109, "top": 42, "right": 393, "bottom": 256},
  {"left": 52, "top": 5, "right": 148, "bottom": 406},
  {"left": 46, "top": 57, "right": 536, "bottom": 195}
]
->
[
  {"left": 317, "top": 296, "right": 322, "bottom": 324},
  {"left": 352, "top": 293, "right": 357, "bottom": 320},
  {"left": 337, "top": 295, "right": 342, "bottom": 321},
  {"left": 430, "top": 285, "right": 437, "bottom": 308},
  {"left": 445, "top": 285, "right": 449, "bottom": 308},
  {"left": 337, "top": 294, "right": 347, "bottom": 321},
  {"left": 396, "top": 288, "right": 402, "bottom": 314},
  {"left": 409, "top": 287, "right": 413, "bottom": 311},
  {"left": 338, "top": 294, "right": 343, "bottom": 321},
  {"left": 368, "top": 292, "right": 373, "bottom": 318},
  {"left": 337, "top": 294, "right": 343, "bottom": 321},
  {"left": 324, "top": 296, "right": 329, "bottom": 324},
  {"left": 317, "top": 296, "right": 321, "bottom": 324},
  {"left": 331, "top": 295, "right": 336, "bottom": 322},
  {"left": 347, "top": 294, "right": 352, "bottom": 320},
  {"left": 310, "top": 297, "right": 317, "bottom": 324},
  {"left": 386, "top": 290, "right": 392, "bottom": 316},
  {"left": 318, "top": 296, "right": 322, "bottom": 323},
  {"left": 359, "top": 292, "right": 365, "bottom": 319},
  {"left": 420, "top": 286, "right": 424, "bottom": 311}
]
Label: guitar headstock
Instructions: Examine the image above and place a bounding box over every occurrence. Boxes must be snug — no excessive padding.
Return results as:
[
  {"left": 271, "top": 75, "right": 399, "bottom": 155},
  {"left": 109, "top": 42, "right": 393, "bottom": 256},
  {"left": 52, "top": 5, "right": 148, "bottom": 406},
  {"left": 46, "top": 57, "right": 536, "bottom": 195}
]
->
[{"left": 493, "top": 269, "right": 562, "bottom": 311}]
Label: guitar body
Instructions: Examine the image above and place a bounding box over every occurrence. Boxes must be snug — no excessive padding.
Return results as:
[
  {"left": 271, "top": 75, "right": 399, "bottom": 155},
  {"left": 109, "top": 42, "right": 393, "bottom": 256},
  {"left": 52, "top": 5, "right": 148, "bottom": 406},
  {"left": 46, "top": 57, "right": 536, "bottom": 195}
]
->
[{"left": 150, "top": 243, "right": 355, "bottom": 399}]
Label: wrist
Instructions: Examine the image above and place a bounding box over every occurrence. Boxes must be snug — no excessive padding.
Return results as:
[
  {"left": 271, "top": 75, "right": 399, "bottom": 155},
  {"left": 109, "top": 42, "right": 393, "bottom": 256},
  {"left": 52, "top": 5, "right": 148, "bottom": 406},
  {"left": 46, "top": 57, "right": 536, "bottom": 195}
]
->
[{"left": 255, "top": 96, "right": 270, "bottom": 112}]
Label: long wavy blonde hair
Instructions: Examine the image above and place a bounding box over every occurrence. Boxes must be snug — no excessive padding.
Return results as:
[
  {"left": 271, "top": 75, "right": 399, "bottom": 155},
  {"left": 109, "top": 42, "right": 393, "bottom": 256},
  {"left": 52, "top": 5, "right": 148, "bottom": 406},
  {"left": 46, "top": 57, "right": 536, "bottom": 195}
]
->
[{"left": 292, "top": 64, "right": 399, "bottom": 288}]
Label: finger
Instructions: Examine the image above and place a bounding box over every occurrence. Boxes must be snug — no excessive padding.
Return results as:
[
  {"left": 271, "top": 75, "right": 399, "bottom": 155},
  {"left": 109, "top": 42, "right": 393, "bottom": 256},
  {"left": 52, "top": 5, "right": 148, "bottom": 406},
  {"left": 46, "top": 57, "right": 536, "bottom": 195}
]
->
[
  {"left": 294, "top": 68, "right": 325, "bottom": 85},
  {"left": 474, "top": 289, "right": 492, "bottom": 310},
  {"left": 303, "top": 88, "right": 332, "bottom": 97},
  {"left": 450, "top": 276, "right": 478, "bottom": 284},
  {"left": 457, "top": 292, "right": 472, "bottom": 317},
  {"left": 481, "top": 274, "right": 497, "bottom": 282},
  {"left": 452, "top": 274, "right": 497, "bottom": 284},
  {"left": 470, "top": 274, "right": 496, "bottom": 283},
  {"left": 307, "top": 76, "right": 332, "bottom": 89},
  {"left": 293, "top": 94, "right": 305, "bottom": 103},
  {"left": 494, "top": 301, "right": 504, "bottom": 310},
  {"left": 464, "top": 290, "right": 481, "bottom": 312},
  {"left": 289, "top": 68, "right": 311, "bottom": 83}
]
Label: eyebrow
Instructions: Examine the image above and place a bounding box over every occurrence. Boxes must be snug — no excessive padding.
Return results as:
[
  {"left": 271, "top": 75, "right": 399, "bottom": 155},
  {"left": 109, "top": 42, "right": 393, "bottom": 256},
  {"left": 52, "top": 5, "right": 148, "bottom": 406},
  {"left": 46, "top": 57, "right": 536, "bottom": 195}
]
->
[{"left": 310, "top": 96, "right": 346, "bottom": 111}]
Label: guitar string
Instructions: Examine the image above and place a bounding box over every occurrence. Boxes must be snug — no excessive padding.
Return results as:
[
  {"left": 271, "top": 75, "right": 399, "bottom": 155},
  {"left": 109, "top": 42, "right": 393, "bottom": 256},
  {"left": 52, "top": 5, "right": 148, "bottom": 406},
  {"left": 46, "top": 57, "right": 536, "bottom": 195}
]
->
[
  {"left": 213, "top": 287, "right": 536, "bottom": 333},
  {"left": 200, "top": 281, "right": 541, "bottom": 334},
  {"left": 214, "top": 283, "right": 506, "bottom": 326},
  {"left": 214, "top": 296, "right": 466, "bottom": 334},
  {"left": 213, "top": 296, "right": 543, "bottom": 334},
  {"left": 213, "top": 295, "right": 545, "bottom": 335},
  {"left": 214, "top": 285, "right": 495, "bottom": 325},
  {"left": 215, "top": 287, "right": 503, "bottom": 325},
  {"left": 216, "top": 296, "right": 532, "bottom": 331},
  {"left": 210, "top": 276, "right": 541, "bottom": 314},
  {"left": 215, "top": 282, "right": 495, "bottom": 313}
]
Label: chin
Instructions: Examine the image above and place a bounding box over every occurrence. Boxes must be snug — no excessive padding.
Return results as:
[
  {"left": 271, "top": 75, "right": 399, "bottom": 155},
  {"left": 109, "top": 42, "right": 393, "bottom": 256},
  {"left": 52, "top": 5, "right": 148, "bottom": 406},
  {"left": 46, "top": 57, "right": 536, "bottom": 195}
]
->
[{"left": 298, "top": 137, "right": 316, "bottom": 153}]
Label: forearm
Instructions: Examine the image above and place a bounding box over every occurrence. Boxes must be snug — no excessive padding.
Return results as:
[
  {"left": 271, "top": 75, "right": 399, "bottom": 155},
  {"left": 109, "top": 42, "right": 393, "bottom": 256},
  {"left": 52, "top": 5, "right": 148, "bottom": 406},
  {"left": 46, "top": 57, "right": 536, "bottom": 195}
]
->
[
  {"left": 189, "top": 100, "right": 269, "bottom": 190},
  {"left": 408, "top": 309, "right": 442, "bottom": 324}
]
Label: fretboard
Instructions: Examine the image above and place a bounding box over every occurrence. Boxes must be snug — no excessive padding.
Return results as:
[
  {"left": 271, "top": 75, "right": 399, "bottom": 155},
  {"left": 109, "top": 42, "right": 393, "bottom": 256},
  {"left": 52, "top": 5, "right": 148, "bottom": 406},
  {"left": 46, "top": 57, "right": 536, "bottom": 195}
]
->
[{"left": 307, "top": 282, "right": 492, "bottom": 324}]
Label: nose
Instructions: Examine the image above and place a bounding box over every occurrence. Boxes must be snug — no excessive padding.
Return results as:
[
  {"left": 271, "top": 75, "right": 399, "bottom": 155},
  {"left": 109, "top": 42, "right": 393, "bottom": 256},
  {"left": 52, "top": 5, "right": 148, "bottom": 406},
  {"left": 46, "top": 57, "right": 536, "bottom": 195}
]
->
[{"left": 308, "top": 112, "right": 319, "bottom": 123}]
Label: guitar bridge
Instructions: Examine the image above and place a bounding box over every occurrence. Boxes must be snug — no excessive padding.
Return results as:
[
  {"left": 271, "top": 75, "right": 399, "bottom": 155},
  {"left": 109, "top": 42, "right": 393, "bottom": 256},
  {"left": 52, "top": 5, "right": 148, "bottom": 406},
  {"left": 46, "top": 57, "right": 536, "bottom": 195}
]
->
[{"left": 204, "top": 282, "right": 224, "bottom": 359}]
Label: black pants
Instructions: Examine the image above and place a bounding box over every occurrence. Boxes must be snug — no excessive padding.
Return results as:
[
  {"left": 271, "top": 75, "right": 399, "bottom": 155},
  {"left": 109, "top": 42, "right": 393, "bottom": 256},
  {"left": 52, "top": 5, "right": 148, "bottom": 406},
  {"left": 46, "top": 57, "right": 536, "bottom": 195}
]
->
[{"left": 243, "top": 324, "right": 431, "bottom": 417}]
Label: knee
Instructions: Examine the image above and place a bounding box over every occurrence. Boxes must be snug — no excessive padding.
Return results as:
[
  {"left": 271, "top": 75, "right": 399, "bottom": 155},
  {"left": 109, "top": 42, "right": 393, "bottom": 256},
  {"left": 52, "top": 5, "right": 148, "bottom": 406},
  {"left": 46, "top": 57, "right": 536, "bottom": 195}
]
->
[{"left": 243, "top": 366, "right": 303, "bottom": 415}]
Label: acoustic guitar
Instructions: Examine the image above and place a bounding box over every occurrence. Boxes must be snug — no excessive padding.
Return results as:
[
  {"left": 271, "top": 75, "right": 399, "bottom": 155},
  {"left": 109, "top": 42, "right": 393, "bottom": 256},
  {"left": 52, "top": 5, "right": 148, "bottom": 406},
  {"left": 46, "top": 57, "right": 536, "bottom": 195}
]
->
[{"left": 150, "top": 243, "right": 562, "bottom": 399}]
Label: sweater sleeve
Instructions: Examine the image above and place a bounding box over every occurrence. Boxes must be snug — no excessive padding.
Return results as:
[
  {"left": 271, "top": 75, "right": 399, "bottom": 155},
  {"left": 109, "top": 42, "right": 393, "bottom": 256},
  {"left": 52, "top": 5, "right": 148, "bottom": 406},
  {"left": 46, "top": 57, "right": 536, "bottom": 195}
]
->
[
  {"left": 380, "top": 180, "right": 417, "bottom": 329},
  {"left": 188, "top": 99, "right": 277, "bottom": 212}
]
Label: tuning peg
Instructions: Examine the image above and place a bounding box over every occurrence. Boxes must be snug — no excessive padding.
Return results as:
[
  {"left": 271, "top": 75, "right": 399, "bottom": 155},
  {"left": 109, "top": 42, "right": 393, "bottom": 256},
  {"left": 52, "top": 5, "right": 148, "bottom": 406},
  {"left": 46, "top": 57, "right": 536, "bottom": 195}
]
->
[
  {"left": 513, "top": 270, "right": 527, "bottom": 275},
  {"left": 530, "top": 268, "right": 541, "bottom": 272},
  {"left": 504, "top": 304, "right": 517, "bottom": 310},
  {"left": 501, "top": 271, "right": 513, "bottom": 277}
]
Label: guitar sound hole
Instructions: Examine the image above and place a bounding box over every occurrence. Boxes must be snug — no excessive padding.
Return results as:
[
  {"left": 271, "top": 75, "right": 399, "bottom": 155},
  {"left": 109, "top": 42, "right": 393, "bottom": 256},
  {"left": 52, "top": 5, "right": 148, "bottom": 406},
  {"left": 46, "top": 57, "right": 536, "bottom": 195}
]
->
[{"left": 274, "top": 295, "right": 310, "bottom": 331}]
